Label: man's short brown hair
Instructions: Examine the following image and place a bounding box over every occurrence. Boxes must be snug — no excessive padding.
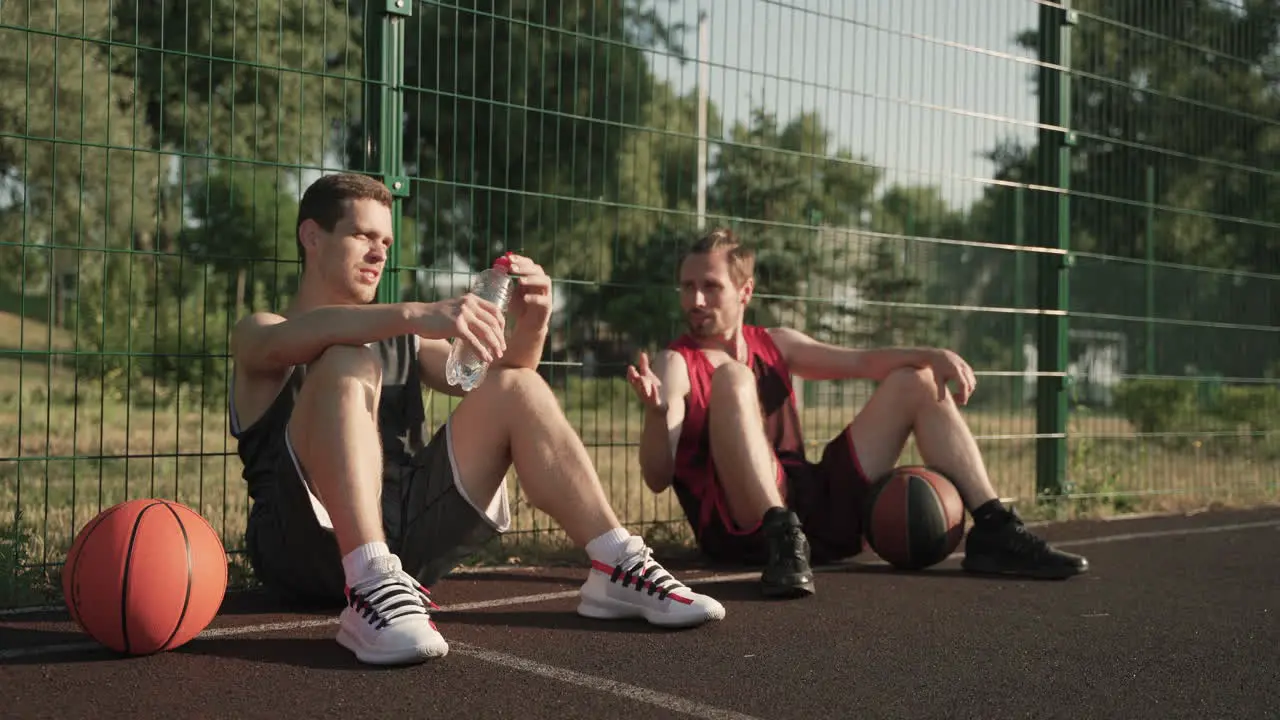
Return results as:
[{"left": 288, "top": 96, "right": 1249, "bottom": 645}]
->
[
  {"left": 295, "top": 173, "right": 393, "bottom": 266},
  {"left": 684, "top": 227, "right": 756, "bottom": 287}
]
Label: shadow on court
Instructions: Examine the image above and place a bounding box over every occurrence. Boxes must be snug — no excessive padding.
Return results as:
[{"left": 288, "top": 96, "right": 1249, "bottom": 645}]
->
[{"left": 2, "top": 506, "right": 1278, "bottom": 719}]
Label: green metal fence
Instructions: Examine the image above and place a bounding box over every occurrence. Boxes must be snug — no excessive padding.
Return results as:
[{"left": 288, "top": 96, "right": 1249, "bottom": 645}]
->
[{"left": 2, "top": 0, "right": 1277, "bottom": 607}]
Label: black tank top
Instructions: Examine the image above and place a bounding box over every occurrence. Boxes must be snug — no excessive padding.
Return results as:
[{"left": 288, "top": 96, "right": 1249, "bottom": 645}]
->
[{"left": 229, "top": 335, "right": 427, "bottom": 504}]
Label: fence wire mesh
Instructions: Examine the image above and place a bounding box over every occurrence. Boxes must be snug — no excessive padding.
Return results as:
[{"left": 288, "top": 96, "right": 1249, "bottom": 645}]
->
[{"left": 1, "top": 0, "right": 1276, "bottom": 607}]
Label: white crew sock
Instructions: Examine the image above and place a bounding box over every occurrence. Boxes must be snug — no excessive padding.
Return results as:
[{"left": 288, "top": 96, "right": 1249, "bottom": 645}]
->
[
  {"left": 341, "top": 540, "right": 391, "bottom": 586},
  {"left": 584, "top": 527, "right": 633, "bottom": 565}
]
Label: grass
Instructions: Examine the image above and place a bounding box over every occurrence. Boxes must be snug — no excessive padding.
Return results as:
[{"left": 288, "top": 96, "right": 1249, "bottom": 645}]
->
[{"left": 2, "top": 310, "right": 1278, "bottom": 607}]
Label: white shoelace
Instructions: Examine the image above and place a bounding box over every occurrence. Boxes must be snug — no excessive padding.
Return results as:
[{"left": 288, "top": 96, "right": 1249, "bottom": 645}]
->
[
  {"left": 608, "top": 545, "right": 688, "bottom": 600},
  {"left": 346, "top": 571, "right": 437, "bottom": 630}
]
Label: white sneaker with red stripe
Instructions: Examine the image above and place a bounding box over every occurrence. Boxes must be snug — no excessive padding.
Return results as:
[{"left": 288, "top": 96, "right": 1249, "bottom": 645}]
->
[
  {"left": 336, "top": 554, "right": 450, "bottom": 665},
  {"left": 577, "top": 536, "right": 726, "bottom": 628}
]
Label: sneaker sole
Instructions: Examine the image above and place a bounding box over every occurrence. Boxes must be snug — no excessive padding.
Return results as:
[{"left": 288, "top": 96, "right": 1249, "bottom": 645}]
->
[
  {"left": 960, "top": 556, "right": 1089, "bottom": 580},
  {"left": 761, "top": 578, "right": 816, "bottom": 598},
  {"left": 576, "top": 595, "right": 726, "bottom": 628},
  {"left": 335, "top": 624, "right": 450, "bottom": 665}
]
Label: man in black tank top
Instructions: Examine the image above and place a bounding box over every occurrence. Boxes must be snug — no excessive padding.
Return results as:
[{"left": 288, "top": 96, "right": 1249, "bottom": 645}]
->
[
  {"left": 229, "top": 174, "right": 725, "bottom": 666},
  {"left": 629, "top": 229, "right": 1089, "bottom": 599}
]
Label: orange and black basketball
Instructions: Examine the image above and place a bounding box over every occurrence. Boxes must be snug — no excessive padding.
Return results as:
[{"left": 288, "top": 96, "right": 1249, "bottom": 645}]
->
[
  {"left": 862, "top": 465, "right": 966, "bottom": 570},
  {"left": 61, "top": 498, "right": 228, "bottom": 655}
]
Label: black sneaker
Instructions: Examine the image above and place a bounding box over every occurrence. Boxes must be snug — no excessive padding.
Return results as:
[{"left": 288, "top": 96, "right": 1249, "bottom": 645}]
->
[
  {"left": 961, "top": 509, "right": 1089, "bottom": 580},
  {"left": 760, "top": 507, "right": 816, "bottom": 598}
]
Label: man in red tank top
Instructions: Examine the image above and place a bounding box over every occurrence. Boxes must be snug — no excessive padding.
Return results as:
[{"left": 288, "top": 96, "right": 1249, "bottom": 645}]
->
[{"left": 628, "top": 228, "right": 1088, "bottom": 598}]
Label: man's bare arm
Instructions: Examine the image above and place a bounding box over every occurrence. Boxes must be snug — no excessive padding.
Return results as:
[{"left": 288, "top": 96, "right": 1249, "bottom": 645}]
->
[
  {"left": 768, "top": 327, "right": 978, "bottom": 404},
  {"left": 232, "top": 296, "right": 507, "bottom": 377},
  {"left": 494, "top": 316, "right": 547, "bottom": 372},
  {"left": 766, "top": 327, "right": 932, "bottom": 381},
  {"left": 416, "top": 336, "right": 468, "bottom": 398},
  {"left": 232, "top": 304, "right": 418, "bottom": 375},
  {"left": 635, "top": 350, "right": 690, "bottom": 494}
]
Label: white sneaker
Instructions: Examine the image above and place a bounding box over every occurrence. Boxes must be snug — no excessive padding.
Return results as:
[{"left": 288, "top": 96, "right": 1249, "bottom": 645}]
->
[
  {"left": 577, "top": 536, "right": 726, "bottom": 628},
  {"left": 335, "top": 554, "right": 449, "bottom": 665}
]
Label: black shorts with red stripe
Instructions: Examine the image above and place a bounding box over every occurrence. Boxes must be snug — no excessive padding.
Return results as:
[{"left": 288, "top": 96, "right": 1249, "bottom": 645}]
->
[{"left": 673, "top": 428, "right": 873, "bottom": 566}]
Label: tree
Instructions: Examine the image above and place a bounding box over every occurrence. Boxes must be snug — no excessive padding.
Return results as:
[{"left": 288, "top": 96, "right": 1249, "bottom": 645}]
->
[
  {"left": 574, "top": 82, "right": 723, "bottom": 357},
  {"left": 112, "top": 0, "right": 360, "bottom": 169},
  {"left": 395, "top": 0, "right": 689, "bottom": 281},
  {"left": 854, "top": 184, "right": 963, "bottom": 349},
  {"left": 1012, "top": 0, "right": 1280, "bottom": 273},
  {"left": 183, "top": 167, "right": 301, "bottom": 317},
  {"left": 975, "top": 0, "right": 1280, "bottom": 379},
  {"left": 0, "top": 0, "right": 161, "bottom": 300},
  {"left": 110, "top": 0, "right": 360, "bottom": 256},
  {"left": 708, "top": 108, "right": 880, "bottom": 332}
]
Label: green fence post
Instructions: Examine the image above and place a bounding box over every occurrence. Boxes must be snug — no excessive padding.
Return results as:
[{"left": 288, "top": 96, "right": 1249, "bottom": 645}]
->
[
  {"left": 365, "top": 0, "right": 412, "bottom": 305},
  {"left": 1145, "top": 164, "right": 1156, "bottom": 375},
  {"left": 1035, "top": 2, "right": 1075, "bottom": 497},
  {"left": 1013, "top": 186, "right": 1026, "bottom": 408}
]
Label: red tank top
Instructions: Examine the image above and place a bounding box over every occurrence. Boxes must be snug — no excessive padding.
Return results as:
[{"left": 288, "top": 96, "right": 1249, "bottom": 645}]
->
[{"left": 667, "top": 325, "right": 809, "bottom": 532}]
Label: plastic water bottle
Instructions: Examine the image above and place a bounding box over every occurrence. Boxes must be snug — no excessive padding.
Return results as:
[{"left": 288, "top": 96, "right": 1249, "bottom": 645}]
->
[{"left": 445, "top": 253, "right": 515, "bottom": 391}]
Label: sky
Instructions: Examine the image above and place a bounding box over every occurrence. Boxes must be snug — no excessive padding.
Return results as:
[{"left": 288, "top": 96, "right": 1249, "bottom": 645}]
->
[
  {"left": 296, "top": 0, "right": 1045, "bottom": 216},
  {"left": 226, "top": 0, "right": 1045, "bottom": 264},
  {"left": 403, "top": 0, "right": 1048, "bottom": 296},
  {"left": 645, "top": 0, "right": 1044, "bottom": 211}
]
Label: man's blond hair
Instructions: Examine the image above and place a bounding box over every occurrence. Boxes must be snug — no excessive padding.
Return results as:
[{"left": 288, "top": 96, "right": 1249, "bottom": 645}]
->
[{"left": 684, "top": 227, "right": 755, "bottom": 287}]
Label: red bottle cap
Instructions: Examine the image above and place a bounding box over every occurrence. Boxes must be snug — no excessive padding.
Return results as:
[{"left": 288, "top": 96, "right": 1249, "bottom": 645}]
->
[{"left": 493, "top": 252, "right": 513, "bottom": 271}]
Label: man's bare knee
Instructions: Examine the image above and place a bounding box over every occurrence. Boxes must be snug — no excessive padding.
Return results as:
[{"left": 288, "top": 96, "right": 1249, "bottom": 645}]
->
[
  {"left": 707, "top": 361, "right": 769, "bottom": 446},
  {"left": 307, "top": 345, "right": 382, "bottom": 387},
  {"left": 874, "top": 366, "right": 949, "bottom": 412},
  {"left": 480, "top": 366, "right": 558, "bottom": 407},
  {"left": 489, "top": 365, "right": 544, "bottom": 391},
  {"left": 710, "top": 361, "right": 755, "bottom": 402},
  {"left": 296, "top": 345, "right": 382, "bottom": 420},
  {"left": 286, "top": 345, "right": 385, "bottom": 514},
  {"left": 885, "top": 366, "right": 935, "bottom": 394},
  {"left": 460, "top": 366, "right": 562, "bottom": 428}
]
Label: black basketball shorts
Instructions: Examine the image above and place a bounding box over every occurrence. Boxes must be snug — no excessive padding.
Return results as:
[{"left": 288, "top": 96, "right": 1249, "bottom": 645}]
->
[{"left": 243, "top": 420, "right": 510, "bottom": 608}]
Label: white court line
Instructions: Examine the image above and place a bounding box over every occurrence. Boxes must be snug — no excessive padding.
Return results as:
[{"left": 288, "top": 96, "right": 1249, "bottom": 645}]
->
[
  {"left": 935, "top": 518, "right": 1280, "bottom": 561},
  {"left": 3, "top": 515, "right": 1275, "bottom": 621},
  {"left": 0, "top": 572, "right": 758, "bottom": 662},
  {"left": 2, "top": 518, "right": 1278, "bottom": 720},
  {"left": 451, "top": 642, "right": 764, "bottom": 720},
  {"left": 2, "top": 517, "right": 1278, "bottom": 664},
  {"left": 1046, "top": 519, "right": 1280, "bottom": 549}
]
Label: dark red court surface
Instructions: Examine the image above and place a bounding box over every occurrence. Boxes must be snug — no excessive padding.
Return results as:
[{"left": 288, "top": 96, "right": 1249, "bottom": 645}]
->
[{"left": 4, "top": 507, "right": 1279, "bottom": 720}]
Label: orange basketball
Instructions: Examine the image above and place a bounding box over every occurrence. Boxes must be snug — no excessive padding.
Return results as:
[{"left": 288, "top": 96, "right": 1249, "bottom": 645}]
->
[
  {"left": 862, "top": 465, "right": 966, "bottom": 570},
  {"left": 61, "top": 498, "right": 228, "bottom": 655}
]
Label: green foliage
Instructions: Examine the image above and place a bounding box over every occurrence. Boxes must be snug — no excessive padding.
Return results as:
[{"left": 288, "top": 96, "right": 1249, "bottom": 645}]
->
[
  {"left": 1060, "top": 419, "right": 1142, "bottom": 516},
  {"left": 112, "top": 0, "right": 361, "bottom": 167},
  {"left": 2, "top": 0, "right": 1278, "bottom": 554},
  {"left": 0, "top": 0, "right": 162, "bottom": 296},
  {"left": 1112, "top": 379, "right": 1280, "bottom": 455},
  {"left": 586, "top": 222, "right": 688, "bottom": 353},
  {"left": 400, "top": 0, "right": 688, "bottom": 280},
  {"left": 847, "top": 239, "right": 944, "bottom": 349},
  {"left": 558, "top": 376, "right": 643, "bottom": 415},
  {"left": 948, "top": 2, "right": 1280, "bottom": 383},
  {"left": 1214, "top": 385, "right": 1280, "bottom": 436},
  {"left": 71, "top": 253, "right": 234, "bottom": 408},
  {"left": 1009, "top": 0, "right": 1280, "bottom": 273},
  {"left": 184, "top": 166, "right": 301, "bottom": 314},
  {"left": 710, "top": 109, "right": 880, "bottom": 331},
  {"left": 1112, "top": 379, "right": 1202, "bottom": 436},
  {"left": 1, "top": 0, "right": 341, "bottom": 405},
  {"left": 1, "top": 513, "right": 55, "bottom": 607}
]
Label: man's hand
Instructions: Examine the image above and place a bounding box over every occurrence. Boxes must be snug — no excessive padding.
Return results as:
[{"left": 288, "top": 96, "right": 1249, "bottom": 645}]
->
[
  {"left": 412, "top": 296, "right": 507, "bottom": 365},
  {"left": 627, "top": 351, "right": 666, "bottom": 413},
  {"left": 506, "top": 253, "right": 553, "bottom": 328},
  {"left": 923, "top": 348, "right": 977, "bottom": 406}
]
